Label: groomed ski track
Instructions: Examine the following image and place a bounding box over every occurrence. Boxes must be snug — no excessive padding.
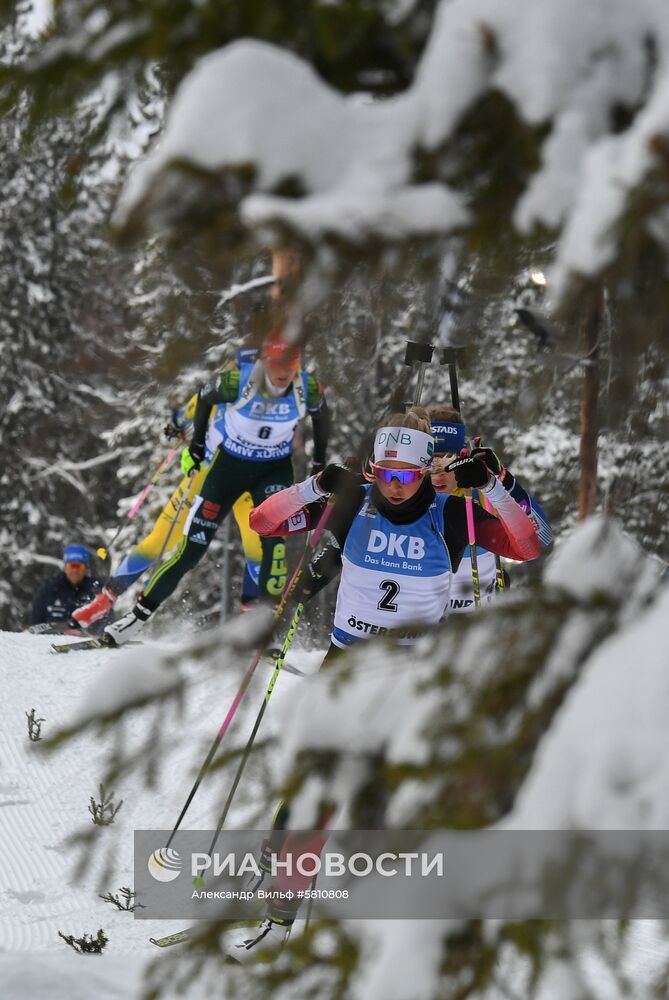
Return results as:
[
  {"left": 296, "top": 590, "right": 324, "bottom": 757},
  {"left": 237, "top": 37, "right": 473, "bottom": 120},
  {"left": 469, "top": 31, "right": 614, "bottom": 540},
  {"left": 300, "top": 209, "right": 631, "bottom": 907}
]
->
[
  {"left": 0, "top": 629, "right": 666, "bottom": 998},
  {"left": 0, "top": 629, "right": 320, "bottom": 997}
]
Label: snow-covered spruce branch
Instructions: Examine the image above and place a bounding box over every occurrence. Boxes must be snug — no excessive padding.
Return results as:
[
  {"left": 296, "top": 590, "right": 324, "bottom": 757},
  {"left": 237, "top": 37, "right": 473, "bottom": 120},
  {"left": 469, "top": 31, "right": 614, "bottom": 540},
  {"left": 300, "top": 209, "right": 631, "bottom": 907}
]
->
[
  {"left": 216, "top": 274, "right": 275, "bottom": 308},
  {"left": 28, "top": 447, "right": 138, "bottom": 476}
]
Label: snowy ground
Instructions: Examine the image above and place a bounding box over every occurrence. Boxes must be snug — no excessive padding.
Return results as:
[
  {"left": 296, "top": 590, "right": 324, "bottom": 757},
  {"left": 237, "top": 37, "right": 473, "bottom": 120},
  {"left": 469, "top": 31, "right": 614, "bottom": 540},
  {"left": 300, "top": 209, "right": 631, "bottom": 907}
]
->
[
  {"left": 0, "top": 629, "right": 321, "bottom": 998},
  {"left": 2, "top": 599, "right": 669, "bottom": 999}
]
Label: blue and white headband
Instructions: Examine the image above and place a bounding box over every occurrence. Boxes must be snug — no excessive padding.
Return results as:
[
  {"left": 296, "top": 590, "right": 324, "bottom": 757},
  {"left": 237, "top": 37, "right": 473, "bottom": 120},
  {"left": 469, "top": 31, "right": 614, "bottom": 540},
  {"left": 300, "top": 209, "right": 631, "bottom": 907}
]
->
[{"left": 373, "top": 427, "right": 434, "bottom": 467}]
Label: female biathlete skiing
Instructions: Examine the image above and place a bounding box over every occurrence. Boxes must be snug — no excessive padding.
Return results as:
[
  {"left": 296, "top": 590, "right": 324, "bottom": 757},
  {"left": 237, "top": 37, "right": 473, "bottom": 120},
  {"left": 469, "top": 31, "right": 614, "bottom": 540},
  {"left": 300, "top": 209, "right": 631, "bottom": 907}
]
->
[
  {"left": 101, "top": 328, "right": 329, "bottom": 645},
  {"left": 71, "top": 354, "right": 268, "bottom": 630},
  {"left": 428, "top": 404, "right": 553, "bottom": 613},
  {"left": 228, "top": 407, "right": 541, "bottom": 956}
]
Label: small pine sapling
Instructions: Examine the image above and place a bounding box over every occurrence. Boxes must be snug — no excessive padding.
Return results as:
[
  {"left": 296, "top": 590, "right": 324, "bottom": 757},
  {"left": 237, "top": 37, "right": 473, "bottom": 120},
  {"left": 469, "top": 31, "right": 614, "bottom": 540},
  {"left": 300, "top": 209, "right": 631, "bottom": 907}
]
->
[
  {"left": 58, "top": 928, "right": 108, "bottom": 953},
  {"left": 88, "top": 783, "right": 123, "bottom": 826},
  {"left": 98, "top": 886, "right": 144, "bottom": 912},
  {"left": 26, "top": 708, "right": 45, "bottom": 742}
]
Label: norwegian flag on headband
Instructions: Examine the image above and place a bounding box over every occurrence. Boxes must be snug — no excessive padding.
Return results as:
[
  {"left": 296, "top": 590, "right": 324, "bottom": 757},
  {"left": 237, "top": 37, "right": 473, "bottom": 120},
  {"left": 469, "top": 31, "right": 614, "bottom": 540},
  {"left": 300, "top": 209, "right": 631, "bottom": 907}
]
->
[{"left": 385, "top": 450, "right": 398, "bottom": 458}]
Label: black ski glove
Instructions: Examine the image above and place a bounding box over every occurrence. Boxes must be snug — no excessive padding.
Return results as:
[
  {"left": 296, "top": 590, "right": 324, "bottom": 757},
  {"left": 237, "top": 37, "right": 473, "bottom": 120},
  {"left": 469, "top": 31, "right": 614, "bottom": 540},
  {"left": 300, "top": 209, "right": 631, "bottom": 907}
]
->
[
  {"left": 469, "top": 437, "right": 504, "bottom": 477},
  {"left": 469, "top": 437, "right": 516, "bottom": 488},
  {"left": 445, "top": 456, "right": 492, "bottom": 490},
  {"left": 164, "top": 414, "right": 183, "bottom": 441},
  {"left": 317, "top": 463, "right": 359, "bottom": 496},
  {"left": 302, "top": 542, "right": 342, "bottom": 598}
]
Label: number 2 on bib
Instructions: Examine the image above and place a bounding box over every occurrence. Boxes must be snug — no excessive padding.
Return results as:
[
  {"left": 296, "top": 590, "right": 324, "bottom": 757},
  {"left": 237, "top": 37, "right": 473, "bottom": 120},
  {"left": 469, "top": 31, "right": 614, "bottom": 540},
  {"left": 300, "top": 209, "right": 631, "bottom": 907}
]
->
[{"left": 377, "top": 579, "right": 400, "bottom": 612}]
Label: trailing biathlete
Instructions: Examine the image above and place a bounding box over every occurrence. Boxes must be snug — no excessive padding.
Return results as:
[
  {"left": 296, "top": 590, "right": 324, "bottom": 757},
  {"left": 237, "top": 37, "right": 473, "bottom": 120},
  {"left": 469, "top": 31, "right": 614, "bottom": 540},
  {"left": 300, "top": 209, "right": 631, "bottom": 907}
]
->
[
  {"left": 72, "top": 357, "right": 267, "bottom": 629},
  {"left": 428, "top": 405, "right": 552, "bottom": 613},
  {"left": 102, "top": 328, "right": 329, "bottom": 645}
]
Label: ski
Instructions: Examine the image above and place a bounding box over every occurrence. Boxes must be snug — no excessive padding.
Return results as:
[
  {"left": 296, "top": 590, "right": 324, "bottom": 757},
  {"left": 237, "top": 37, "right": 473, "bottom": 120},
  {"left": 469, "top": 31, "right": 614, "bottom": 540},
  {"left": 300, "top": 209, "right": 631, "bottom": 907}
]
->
[
  {"left": 28, "top": 623, "right": 85, "bottom": 637},
  {"left": 50, "top": 637, "right": 141, "bottom": 654},
  {"left": 149, "top": 920, "right": 263, "bottom": 951},
  {"left": 149, "top": 929, "right": 192, "bottom": 948}
]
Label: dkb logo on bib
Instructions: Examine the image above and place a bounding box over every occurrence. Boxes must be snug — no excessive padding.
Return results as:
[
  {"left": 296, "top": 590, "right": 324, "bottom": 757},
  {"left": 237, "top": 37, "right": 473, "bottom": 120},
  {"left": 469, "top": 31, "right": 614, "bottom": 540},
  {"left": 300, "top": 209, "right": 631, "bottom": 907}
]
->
[{"left": 367, "top": 530, "right": 425, "bottom": 560}]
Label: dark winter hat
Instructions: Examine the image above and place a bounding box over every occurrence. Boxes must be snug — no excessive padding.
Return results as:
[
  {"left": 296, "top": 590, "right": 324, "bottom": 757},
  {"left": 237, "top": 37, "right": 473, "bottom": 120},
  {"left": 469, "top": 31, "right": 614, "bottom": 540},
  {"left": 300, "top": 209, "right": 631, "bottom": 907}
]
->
[
  {"left": 63, "top": 543, "right": 90, "bottom": 565},
  {"left": 431, "top": 422, "right": 466, "bottom": 454}
]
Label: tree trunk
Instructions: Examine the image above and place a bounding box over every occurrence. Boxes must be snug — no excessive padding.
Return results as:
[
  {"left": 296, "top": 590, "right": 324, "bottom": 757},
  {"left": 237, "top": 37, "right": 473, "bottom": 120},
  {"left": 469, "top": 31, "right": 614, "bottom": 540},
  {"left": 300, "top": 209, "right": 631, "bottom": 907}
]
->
[
  {"left": 271, "top": 247, "right": 301, "bottom": 303},
  {"left": 578, "top": 285, "right": 603, "bottom": 520}
]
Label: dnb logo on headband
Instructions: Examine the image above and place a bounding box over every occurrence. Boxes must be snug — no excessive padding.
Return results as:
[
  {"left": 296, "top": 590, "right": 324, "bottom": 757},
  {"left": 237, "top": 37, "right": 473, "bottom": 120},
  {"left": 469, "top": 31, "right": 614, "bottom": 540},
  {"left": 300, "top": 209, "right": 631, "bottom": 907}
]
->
[
  {"left": 374, "top": 428, "right": 434, "bottom": 467},
  {"left": 431, "top": 422, "right": 466, "bottom": 453},
  {"left": 377, "top": 430, "right": 412, "bottom": 448}
]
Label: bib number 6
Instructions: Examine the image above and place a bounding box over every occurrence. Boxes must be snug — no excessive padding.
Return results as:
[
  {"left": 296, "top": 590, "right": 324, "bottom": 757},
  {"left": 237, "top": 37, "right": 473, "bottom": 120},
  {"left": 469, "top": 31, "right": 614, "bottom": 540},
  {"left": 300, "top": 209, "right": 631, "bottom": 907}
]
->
[{"left": 377, "top": 579, "right": 400, "bottom": 613}]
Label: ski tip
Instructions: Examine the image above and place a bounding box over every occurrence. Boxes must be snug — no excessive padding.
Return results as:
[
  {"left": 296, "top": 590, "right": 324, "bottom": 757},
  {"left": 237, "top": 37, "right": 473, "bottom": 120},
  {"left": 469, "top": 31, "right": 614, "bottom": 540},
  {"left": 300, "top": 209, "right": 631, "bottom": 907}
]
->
[
  {"left": 49, "top": 635, "right": 132, "bottom": 654},
  {"left": 50, "top": 639, "right": 98, "bottom": 653},
  {"left": 192, "top": 876, "right": 206, "bottom": 889},
  {"left": 149, "top": 930, "right": 191, "bottom": 948}
]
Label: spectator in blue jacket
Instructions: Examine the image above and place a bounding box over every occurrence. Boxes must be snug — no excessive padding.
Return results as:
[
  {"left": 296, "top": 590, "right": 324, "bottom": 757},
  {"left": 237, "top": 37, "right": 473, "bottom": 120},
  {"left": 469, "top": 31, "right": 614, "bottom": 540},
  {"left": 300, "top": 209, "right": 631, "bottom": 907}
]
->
[{"left": 30, "top": 544, "right": 110, "bottom": 633}]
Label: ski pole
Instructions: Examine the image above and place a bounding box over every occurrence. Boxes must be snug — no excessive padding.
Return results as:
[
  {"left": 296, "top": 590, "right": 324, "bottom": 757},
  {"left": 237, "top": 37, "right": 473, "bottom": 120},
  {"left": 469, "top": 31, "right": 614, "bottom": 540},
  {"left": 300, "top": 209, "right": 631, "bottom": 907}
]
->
[
  {"left": 478, "top": 492, "right": 505, "bottom": 593},
  {"left": 404, "top": 341, "right": 435, "bottom": 409},
  {"left": 441, "top": 348, "right": 461, "bottom": 413},
  {"left": 193, "top": 594, "right": 308, "bottom": 882},
  {"left": 165, "top": 502, "right": 334, "bottom": 849},
  {"left": 305, "top": 873, "right": 318, "bottom": 930},
  {"left": 473, "top": 441, "right": 506, "bottom": 594},
  {"left": 141, "top": 467, "right": 197, "bottom": 582},
  {"left": 97, "top": 446, "right": 182, "bottom": 561},
  {"left": 464, "top": 492, "right": 482, "bottom": 608},
  {"left": 196, "top": 499, "right": 338, "bottom": 879},
  {"left": 440, "top": 349, "right": 483, "bottom": 608},
  {"left": 164, "top": 564, "right": 303, "bottom": 850},
  {"left": 128, "top": 449, "right": 180, "bottom": 519}
]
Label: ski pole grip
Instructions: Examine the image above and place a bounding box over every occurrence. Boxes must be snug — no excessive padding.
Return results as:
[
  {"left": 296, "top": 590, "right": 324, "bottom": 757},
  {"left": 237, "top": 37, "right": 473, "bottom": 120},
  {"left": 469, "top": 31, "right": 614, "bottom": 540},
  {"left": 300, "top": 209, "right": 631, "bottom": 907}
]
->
[
  {"left": 440, "top": 347, "right": 459, "bottom": 365},
  {"left": 404, "top": 341, "right": 434, "bottom": 366}
]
